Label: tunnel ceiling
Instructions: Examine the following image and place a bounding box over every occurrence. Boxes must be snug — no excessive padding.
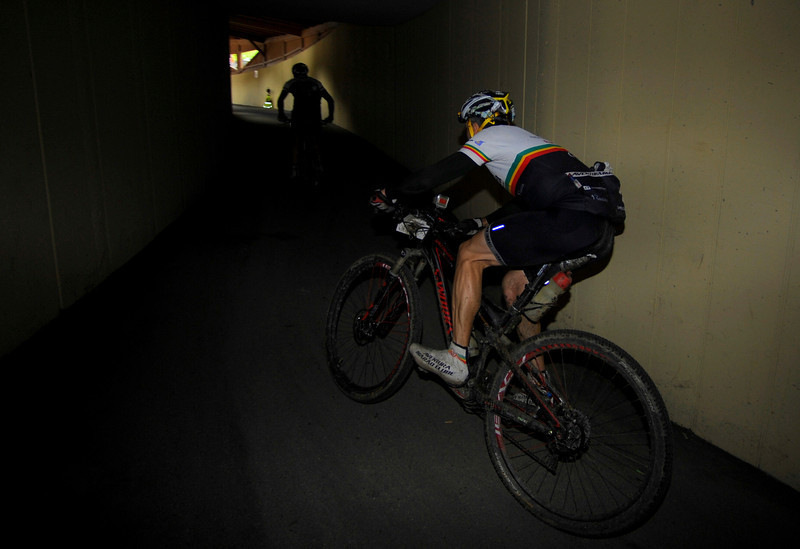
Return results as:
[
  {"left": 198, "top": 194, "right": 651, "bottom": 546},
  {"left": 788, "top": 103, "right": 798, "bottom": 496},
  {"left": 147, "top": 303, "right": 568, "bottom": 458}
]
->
[{"left": 228, "top": 0, "right": 443, "bottom": 41}]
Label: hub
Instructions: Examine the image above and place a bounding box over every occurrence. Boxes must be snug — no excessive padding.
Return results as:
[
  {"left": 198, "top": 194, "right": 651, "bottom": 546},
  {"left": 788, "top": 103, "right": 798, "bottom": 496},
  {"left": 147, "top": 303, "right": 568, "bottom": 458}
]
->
[
  {"left": 353, "top": 309, "right": 377, "bottom": 345},
  {"left": 550, "top": 407, "right": 591, "bottom": 456}
]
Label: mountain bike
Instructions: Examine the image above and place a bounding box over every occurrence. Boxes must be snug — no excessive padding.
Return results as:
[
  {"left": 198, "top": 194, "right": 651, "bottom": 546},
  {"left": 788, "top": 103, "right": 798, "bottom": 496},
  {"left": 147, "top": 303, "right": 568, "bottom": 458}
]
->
[
  {"left": 325, "top": 194, "right": 673, "bottom": 537},
  {"left": 281, "top": 115, "right": 328, "bottom": 185}
]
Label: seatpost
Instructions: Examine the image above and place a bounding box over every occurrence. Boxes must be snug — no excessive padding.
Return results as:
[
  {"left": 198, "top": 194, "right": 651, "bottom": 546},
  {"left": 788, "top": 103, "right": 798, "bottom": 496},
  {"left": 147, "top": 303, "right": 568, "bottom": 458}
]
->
[{"left": 509, "top": 284, "right": 539, "bottom": 317}]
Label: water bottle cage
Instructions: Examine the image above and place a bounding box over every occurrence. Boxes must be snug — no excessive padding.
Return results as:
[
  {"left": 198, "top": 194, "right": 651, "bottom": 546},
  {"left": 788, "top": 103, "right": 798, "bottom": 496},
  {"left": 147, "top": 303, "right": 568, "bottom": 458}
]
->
[
  {"left": 521, "top": 296, "right": 562, "bottom": 324},
  {"left": 519, "top": 269, "right": 572, "bottom": 324}
]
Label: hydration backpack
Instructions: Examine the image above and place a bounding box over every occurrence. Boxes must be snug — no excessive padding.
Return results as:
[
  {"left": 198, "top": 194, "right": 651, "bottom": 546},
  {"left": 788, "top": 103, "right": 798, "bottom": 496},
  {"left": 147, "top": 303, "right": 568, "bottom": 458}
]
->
[{"left": 566, "top": 162, "right": 626, "bottom": 226}]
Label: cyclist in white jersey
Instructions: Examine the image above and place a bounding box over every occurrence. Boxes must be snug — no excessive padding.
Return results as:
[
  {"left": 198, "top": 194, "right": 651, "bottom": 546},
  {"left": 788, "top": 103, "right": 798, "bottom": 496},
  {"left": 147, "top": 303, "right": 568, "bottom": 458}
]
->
[{"left": 372, "top": 90, "right": 620, "bottom": 386}]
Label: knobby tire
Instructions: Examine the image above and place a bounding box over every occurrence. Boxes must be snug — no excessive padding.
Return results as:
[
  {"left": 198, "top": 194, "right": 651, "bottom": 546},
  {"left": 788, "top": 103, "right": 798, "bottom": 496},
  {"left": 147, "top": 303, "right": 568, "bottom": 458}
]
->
[
  {"left": 325, "top": 254, "right": 421, "bottom": 403},
  {"left": 485, "top": 329, "right": 673, "bottom": 537}
]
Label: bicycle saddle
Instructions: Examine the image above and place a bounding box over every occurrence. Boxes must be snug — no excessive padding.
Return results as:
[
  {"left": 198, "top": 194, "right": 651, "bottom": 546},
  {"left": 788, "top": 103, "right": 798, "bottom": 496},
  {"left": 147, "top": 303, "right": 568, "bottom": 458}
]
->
[{"left": 558, "top": 220, "right": 615, "bottom": 273}]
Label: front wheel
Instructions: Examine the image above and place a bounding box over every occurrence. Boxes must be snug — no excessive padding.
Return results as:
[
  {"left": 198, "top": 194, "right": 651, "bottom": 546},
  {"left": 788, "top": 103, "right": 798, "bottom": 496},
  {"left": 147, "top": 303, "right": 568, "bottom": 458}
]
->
[
  {"left": 325, "top": 254, "right": 421, "bottom": 403},
  {"left": 485, "top": 330, "right": 673, "bottom": 537}
]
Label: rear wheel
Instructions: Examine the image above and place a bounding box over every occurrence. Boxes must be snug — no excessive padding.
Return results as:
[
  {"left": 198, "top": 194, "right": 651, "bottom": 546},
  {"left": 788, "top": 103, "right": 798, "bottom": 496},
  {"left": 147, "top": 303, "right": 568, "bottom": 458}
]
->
[
  {"left": 325, "top": 254, "right": 421, "bottom": 403},
  {"left": 485, "top": 330, "right": 673, "bottom": 537}
]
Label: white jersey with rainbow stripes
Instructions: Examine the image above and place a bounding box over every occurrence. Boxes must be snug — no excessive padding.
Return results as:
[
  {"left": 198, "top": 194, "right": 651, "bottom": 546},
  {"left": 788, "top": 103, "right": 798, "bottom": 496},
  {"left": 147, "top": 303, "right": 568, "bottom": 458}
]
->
[{"left": 459, "top": 125, "right": 567, "bottom": 196}]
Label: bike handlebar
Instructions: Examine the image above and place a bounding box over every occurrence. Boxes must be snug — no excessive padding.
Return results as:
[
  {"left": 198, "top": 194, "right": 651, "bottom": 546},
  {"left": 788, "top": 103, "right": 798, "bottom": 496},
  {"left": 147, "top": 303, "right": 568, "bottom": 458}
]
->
[{"left": 375, "top": 193, "right": 469, "bottom": 241}]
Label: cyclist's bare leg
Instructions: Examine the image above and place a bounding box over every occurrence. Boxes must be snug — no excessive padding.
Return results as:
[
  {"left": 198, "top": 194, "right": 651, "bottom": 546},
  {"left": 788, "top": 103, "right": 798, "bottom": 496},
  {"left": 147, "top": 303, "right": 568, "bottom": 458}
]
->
[
  {"left": 502, "top": 270, "right": 545, "bottom": 371},
  {"left": 410, "top": 231, "right": 500, "bottom": 384},
  {"left": 502, "top": 270, "right": 541, "bottom": 339},
  {"left": 452, "top": 231, "right": 502, "bottom": 349}
]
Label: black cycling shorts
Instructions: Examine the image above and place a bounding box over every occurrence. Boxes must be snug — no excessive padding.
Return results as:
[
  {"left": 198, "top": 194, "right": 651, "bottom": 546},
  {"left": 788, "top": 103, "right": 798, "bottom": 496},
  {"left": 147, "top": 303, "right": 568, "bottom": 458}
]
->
[{"left": 484, "top": 209, "right": 605, "bottom": 267}]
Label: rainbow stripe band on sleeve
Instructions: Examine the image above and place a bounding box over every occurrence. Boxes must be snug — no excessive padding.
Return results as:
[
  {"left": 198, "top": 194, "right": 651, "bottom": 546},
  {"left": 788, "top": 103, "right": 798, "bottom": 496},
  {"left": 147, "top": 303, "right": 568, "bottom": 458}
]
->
[
  {"left": 506, "top": 144, "right": 566, "bottom": 195},
  {"left": 462, "top": 143, "right": 491, "bottom": 162}
]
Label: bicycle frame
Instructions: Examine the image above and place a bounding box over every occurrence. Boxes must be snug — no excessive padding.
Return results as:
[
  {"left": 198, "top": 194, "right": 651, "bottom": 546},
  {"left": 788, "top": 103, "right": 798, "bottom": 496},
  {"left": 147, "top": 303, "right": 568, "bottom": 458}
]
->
[
  {"left": 393, "top": 237, "right": 457, "bottom": 338},
  {"left": 396, "top": 241, "right": 561, "bottom": 436},
  {"left": 383, "top": 197, "right": 614, "bottom": 435}
]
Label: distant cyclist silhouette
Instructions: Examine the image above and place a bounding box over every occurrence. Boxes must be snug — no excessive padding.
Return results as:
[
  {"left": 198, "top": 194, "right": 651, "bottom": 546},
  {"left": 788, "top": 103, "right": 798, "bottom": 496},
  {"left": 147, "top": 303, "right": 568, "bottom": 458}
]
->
[{"left": 277, "top": 63, "right": 334, "bottom": 181}]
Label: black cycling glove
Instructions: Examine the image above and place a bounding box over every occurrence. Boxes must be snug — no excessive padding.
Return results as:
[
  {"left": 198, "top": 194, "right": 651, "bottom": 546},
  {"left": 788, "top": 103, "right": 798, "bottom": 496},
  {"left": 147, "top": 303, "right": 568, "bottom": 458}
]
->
[
  {"left": 369, "top": 189, "right": 396, "bottom": 212},
  {"left": 456, "top": 217, "right": 485, "bottom": 236}
]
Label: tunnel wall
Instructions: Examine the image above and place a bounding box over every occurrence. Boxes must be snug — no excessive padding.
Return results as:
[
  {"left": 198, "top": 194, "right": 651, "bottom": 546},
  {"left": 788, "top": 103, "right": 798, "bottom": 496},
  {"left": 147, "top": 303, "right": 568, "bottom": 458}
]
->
[{"left": 1, "top": 0, "right": 231, "bottom": 356}]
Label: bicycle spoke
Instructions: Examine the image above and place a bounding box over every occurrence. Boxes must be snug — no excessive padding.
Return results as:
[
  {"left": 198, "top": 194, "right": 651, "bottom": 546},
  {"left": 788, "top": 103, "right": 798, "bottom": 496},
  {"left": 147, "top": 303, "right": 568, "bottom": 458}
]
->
[
  {"left": 485, "top": 330, "right": 672, "bottom": 536},
  {"left": 326, "top": 255, "right": 421, "bottom": 403}
]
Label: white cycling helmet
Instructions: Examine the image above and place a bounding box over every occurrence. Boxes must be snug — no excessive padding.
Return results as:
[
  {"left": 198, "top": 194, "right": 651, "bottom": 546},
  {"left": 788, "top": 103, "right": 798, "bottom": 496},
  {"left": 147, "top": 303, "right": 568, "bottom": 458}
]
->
[{"left": 457, "top": 90, "right": 515, "bottom": 136}]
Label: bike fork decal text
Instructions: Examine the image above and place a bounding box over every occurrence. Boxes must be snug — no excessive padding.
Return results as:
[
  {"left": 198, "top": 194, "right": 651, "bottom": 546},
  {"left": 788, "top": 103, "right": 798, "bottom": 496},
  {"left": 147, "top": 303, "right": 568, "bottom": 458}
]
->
[
  {"left": 434, "top": 267, "right": 453, "bottom": 335},
  {"left": 432, "top": 247, "right": 454, "bottom": 336},
  {"left": 494, "top": 370, "right": 515, "bottom": 443}
]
